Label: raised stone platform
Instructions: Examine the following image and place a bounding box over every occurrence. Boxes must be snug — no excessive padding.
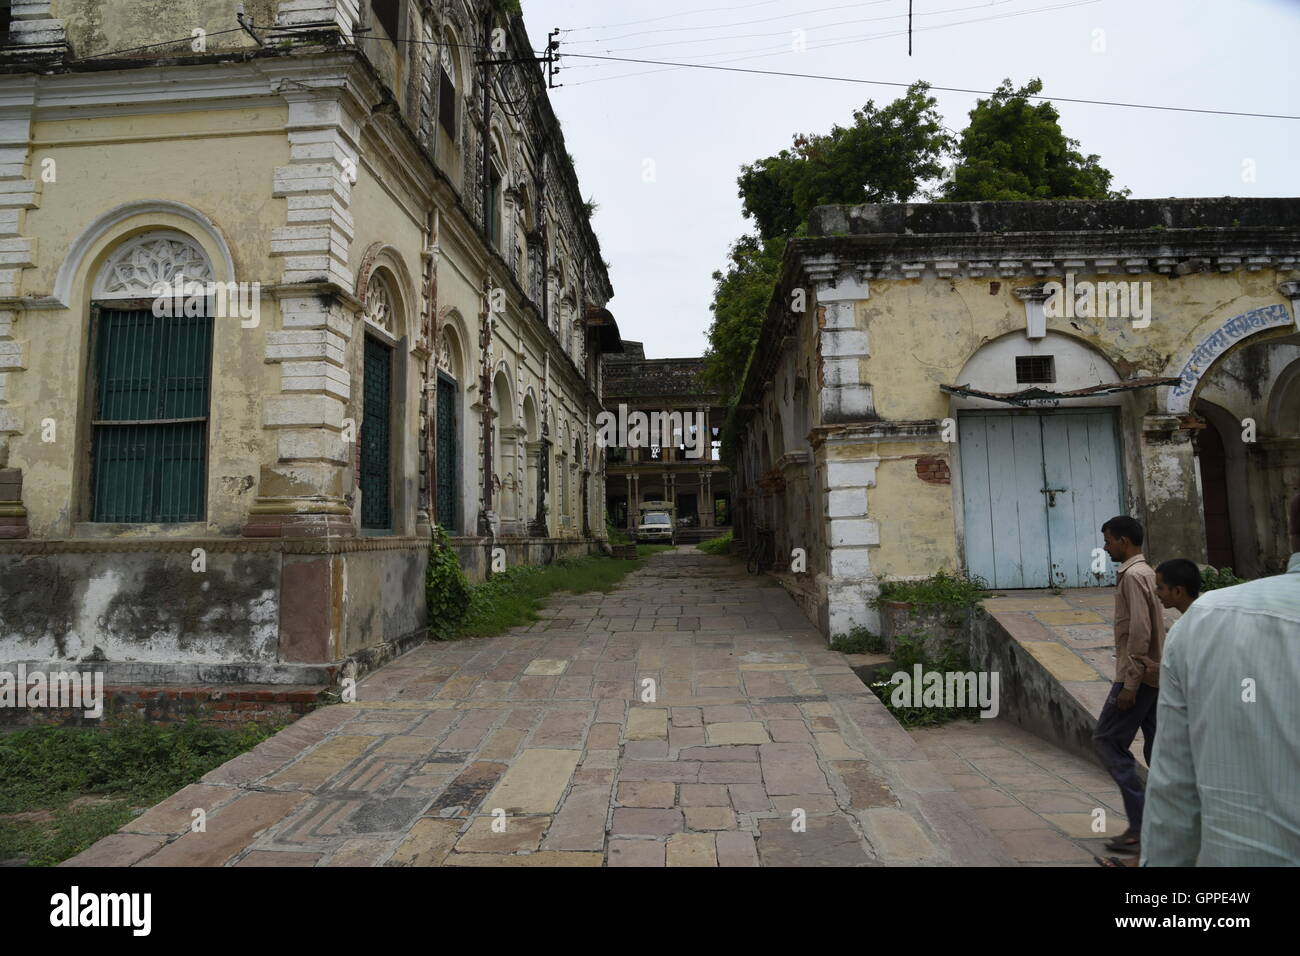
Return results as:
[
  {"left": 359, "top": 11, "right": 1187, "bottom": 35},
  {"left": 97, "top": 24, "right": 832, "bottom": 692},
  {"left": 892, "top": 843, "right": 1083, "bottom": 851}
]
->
[{"left": 977, "top": 589, "right": 1180, "bottom": 767}]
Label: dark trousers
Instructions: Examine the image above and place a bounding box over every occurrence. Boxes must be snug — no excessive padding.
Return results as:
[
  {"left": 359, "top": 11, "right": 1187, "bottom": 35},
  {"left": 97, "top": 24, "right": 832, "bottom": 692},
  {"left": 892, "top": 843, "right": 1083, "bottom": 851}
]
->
[{"left": 1093, "top": 682, "right": 1159, "bottom": 834}]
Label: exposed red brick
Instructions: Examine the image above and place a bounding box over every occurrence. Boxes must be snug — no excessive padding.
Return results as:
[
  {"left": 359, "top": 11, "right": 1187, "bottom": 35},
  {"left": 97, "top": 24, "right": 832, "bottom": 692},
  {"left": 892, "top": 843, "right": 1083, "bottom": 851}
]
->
[{"left": 915, "top": 456, "right": 951, "bottom": 485}]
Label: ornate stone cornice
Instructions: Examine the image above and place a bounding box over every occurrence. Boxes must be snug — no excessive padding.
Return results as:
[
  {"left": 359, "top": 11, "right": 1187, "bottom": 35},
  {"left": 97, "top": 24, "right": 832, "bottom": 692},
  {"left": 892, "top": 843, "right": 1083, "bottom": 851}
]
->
[{"left": 793, "top": 239, "right": 1300, "bottom": 283}]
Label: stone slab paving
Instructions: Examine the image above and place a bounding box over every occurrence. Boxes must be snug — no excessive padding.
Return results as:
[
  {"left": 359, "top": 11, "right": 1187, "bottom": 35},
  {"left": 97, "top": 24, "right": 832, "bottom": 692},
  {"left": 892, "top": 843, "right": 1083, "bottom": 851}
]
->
[
  {"left": 65, "top": 548, "right": 1014, "bottom": 868},
  {"left": 911, "top": 718, "right": 1136, "bottom": 866},
  {"left": 982, "top": 589, "right": 1181, "bottom": 766}
]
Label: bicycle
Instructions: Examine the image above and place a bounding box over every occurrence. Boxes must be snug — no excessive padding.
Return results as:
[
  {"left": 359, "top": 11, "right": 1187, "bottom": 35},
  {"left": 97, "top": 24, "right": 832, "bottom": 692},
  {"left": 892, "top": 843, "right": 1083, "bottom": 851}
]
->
[{"left": 746, "top": 526, "right": 775, "bottom": 575}]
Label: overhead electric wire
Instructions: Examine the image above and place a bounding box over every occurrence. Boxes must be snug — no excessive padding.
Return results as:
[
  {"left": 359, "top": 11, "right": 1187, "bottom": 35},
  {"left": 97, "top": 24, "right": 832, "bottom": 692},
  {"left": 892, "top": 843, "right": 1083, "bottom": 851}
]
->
[
  {"left": 563, "top": 0, "right": 891, "bottom": 45},
  {"left": 82, "top": 14, "right": 1295, "bottom": 124},
  {"left": 559, "top": 0, "right": 1017, "bottom": 68},
  {"left": 81, "top": 26, "right": 247, "bottom": 59},
  {"left": 561, "top": 0, "right": 787, "bottom": 34},
  {"left": 560, "top": 51, "right": 1300, "bottom": 120},
  {"left": 566, "top": 0, "right": 1102, "bottom": 85},
  {"left": 568, "top": 0, "right": 1015, "bottom": 56},
  {"left": 267, "top": 8, "right": 1300, "bottom": 122}
]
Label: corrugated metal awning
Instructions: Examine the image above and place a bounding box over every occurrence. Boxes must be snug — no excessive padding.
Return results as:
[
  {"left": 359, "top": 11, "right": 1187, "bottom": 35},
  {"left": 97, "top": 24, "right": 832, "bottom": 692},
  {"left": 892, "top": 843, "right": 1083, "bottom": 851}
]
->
[{"left": 940, "top": 376, "right": 1181, "bottom": 408}]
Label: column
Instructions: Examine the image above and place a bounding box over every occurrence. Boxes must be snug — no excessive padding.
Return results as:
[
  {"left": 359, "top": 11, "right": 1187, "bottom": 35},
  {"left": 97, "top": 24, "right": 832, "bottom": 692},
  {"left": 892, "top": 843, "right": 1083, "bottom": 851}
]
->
[
  {"left": 1139, "top": 415, "right": 1207, "bottom": 564},
  {"left": 526, "top": 438, "right": 542, "bottom": 536},
  {"left": 0, "top": 85, "right": 38, "bottom": 534},
  {"left": 628, "top": 472, "right": 639, "bottom": 531},
  {"left": 807, "top": 259, "right": 873, "bottom": 424},
  {"left": 275, "top": 0, "right": 361, "bottom": 34},
  {"left": 700, "top": 469, "right": 713, "bottom": 528},
  {"left": 6, "top": 2, "right": 67, "bottom": 55},
  {"left": 822, "top": 444, "right": 882, "bottom": 637},
  {"left": 243, "top": 87, "right": 358, "bottom": 538},
  {"left": 626, "top": 472, "right": 634, "bottom": 532}
]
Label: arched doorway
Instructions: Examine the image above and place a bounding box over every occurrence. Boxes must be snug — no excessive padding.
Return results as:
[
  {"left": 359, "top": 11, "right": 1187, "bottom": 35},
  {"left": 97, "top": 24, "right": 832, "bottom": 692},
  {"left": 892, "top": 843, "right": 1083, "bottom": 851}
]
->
[
  {"left": 1195, "top": 412, "right": 1234, "bottom": 570},
  {"left": 491, "top": 367, "right": 516, "bottom": 530},
  {"left": 523, "top": 392, "right": 539, "bottom": 528},
  {"left": 952, "top": 331, "right": 1125, "bottom": 589},
  {"left": 436, "top": 319, "right": 466, "bottom": 534}
]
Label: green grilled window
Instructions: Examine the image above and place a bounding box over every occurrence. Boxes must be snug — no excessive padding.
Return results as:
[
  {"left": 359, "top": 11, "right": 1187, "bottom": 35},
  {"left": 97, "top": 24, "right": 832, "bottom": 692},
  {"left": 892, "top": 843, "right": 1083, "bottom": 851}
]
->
[
  {"left": 436, "top": 374, "right": 458, "bottom": 533},
  {"left": 91, "top": 306, "right": 212, "bottom": 523},
  {"left": 361, "top": 335, "right": 393, "bottom": 530}
]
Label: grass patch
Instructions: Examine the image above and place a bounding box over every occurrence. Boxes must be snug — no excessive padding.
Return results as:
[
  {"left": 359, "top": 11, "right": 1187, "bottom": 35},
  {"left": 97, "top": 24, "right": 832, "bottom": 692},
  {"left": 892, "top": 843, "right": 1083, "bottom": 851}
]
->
[
  {"left": 696, "top": 530, "right": 733, "bottom": 555},
  {"left": 638, "top": 544, "right": 675, "bottom": 558},
  {"left": 864, "top": 634, "right": 985, "bottom": 729},
  {"left": 0, "top": 715, "right": 281, "bottom": 866},
  {"left": 875, "top": 569, "right": 988, "bottom": 611},
  {"left": 830, "top": 626, "right": 886, "bottom": 654},
  {"left": 452, "top": 553, "right": 655, "bottom": 639}
]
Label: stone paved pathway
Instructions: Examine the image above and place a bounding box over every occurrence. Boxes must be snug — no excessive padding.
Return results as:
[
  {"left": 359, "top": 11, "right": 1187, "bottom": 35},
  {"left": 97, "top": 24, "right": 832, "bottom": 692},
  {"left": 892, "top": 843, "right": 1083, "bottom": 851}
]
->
[
  {"left": 913, "top": 718, "right": 1134, "bottom": 866},
  {"left": 65, "top": 548, "right": 1014, "bottom": 867}
]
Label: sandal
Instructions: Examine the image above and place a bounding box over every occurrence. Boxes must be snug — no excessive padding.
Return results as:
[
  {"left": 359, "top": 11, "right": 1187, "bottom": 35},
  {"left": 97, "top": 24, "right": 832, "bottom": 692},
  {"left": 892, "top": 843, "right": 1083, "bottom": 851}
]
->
[
  {"left": 1094, "top": 855, "right": 1131, "bottom": 868},
  {"left": 1105, "top": 831, "right": 1140, "bottom": 853}
]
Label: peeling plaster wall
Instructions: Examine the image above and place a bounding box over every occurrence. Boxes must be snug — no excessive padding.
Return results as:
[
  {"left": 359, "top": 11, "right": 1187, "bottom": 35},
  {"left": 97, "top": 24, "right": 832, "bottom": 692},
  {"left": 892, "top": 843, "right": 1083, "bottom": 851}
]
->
[
  {"left": 0, "top": 2, "right": 617, "bottom": 679},
  {"left": 0, "top": 551, "right": 279, "bottom": 663},
  {"left": 15, "top": 113, "right": 287, "bottom": 539},
  {"left": 340, "top": 548, "right": 426, "bottom": 655},
  {"left": 736, "top": 200, "right": 1300, "bottom": 640},
  {"left": 861, "top": 273, "right": 1288, "bottom": 423},
  {"left": 58, "top": 0, "right": 279, "bottom": 58},
  {"left": 849, "top": 271, "right": 1296, "bottom": 578}
]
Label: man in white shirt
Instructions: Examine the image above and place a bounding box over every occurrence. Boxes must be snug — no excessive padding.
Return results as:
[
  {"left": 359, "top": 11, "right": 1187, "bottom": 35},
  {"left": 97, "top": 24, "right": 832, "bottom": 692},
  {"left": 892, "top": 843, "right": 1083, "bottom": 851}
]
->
[{"left": 1141, "top": 493, "right": 1300, "bottom": 866}]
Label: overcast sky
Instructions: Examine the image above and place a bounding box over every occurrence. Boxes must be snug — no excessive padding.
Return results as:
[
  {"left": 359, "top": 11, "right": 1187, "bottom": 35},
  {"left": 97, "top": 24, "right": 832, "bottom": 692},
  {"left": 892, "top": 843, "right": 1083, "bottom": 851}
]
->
[{"left": 524, "top": 0, "right": 1300, "bottom": 359}]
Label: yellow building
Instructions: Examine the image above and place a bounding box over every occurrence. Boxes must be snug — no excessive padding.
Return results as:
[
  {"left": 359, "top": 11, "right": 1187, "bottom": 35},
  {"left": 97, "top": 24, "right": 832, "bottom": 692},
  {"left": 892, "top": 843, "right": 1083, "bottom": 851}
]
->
[
  {"left": 732, "top": 199, "right": 1300, "bottom": 639},
  {"left": 0, "top": 1, "right": 622, "bottom": 684}
]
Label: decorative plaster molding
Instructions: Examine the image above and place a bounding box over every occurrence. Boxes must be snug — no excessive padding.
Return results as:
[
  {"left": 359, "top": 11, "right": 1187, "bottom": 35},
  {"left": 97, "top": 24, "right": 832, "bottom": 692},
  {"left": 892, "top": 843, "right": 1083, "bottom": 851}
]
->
[
  {"left": 801, "top": 252, "right": 1299, "bottom": 284},
  {"left": 1166, "top": 304, "right": 1294, "bottom": 415},
  {"left": 1014, "top": 284, "right": 1051, "bottom": 340},
  {"left": 50, "top": 200, "right": 237, "bottom": 308}
]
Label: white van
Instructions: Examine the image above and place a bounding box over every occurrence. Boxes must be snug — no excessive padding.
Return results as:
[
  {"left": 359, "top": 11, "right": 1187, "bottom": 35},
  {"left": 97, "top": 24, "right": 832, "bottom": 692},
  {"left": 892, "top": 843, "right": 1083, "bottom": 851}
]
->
[{"left": 636, "top": 510, "right": 675, "bottom": 544}]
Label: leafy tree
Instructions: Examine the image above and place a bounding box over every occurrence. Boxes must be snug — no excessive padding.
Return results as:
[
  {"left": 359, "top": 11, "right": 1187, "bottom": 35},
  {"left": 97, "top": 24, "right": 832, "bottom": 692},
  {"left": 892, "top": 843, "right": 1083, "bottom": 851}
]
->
[
  {"left": 705, "top": 78, "right": 1126, "bottom": 404},
  {"left": 706, "top": 83, "right": 949, "bottom": 394},
  {"left": 702, "top": 235, "right": 785, "bottom": 398},
  {"left": 737, "top": 82, "right": 951, "bottom": 241},
  {"left": 942, "top": 78, "right": 1126, "bottom": 202}
]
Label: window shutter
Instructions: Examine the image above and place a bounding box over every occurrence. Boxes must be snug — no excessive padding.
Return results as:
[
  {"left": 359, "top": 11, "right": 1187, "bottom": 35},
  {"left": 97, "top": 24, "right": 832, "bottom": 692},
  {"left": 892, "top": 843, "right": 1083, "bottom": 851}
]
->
[
  {"left": 361, "top": 336, "right": 393, "bottom": 530},
  {"left": 91, "top": 307, "right": 211, "bottom": 523},
  {"left": 438, "top": 67, "right": 457, "bottom": 139}
]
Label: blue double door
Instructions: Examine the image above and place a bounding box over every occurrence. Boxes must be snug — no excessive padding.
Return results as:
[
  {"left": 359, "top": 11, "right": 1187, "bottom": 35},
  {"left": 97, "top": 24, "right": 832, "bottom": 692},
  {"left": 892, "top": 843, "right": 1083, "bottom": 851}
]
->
[{"left": 959, "top": 409, "right": 1123, "bottom": 589}]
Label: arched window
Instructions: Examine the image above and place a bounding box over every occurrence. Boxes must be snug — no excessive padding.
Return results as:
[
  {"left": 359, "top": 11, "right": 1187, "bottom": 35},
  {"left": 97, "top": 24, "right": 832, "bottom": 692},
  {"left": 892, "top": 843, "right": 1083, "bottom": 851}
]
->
[
  {"left": 486, "top": 129, "right": 508, "bottom": 250},
  {"left": 360, "top": 271, "right": 400, "bottom": 531},
  {"left": 88, "top": 231, "right": 215, "bottom": 523},
  {"left": 435, "top": 35, "right": 462, "bottom": 176},
  {"left": 573, "top": 437, "right": 582, "bottom": 528},
  {"left": 492, "top": 367, "right": 515, "bottom": 521},
  {"left": 436, "top": 321, "right": 465, "bottom": 533}
]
